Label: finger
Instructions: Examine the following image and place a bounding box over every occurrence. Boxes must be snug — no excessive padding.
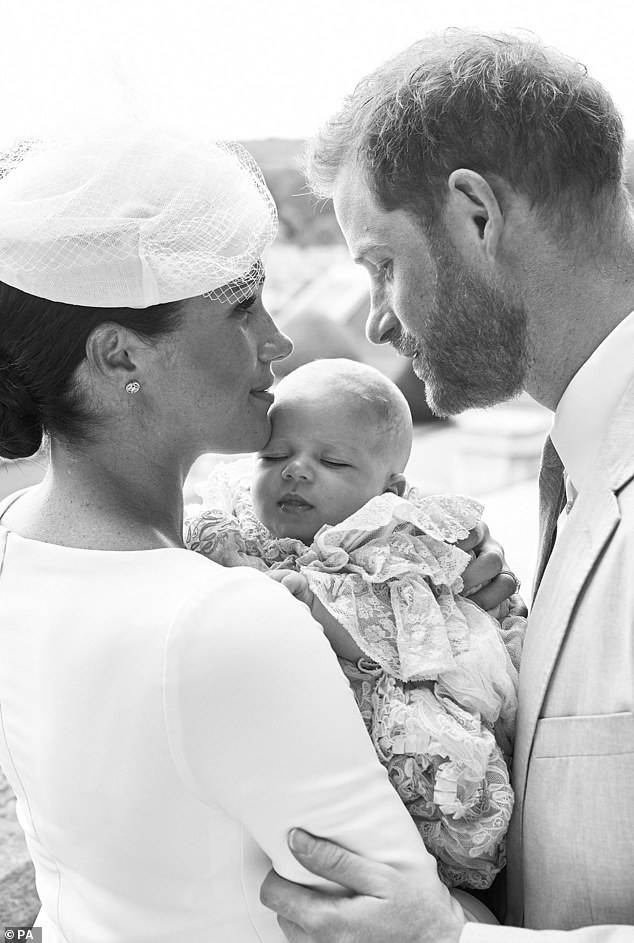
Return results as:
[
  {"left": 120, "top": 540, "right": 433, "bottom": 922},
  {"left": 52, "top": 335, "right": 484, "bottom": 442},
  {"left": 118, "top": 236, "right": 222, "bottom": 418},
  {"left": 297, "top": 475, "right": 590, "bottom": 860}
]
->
[
  {"left": 485, "top": 603, "right": 502, "bottom": 621},
  {"left": 267, "top": 569, "right": 293, "bottom": 584},
  {"left": 469, "top": 571, "right": 518, "bottom": 610},
  {"left": 278, "top": 915, "right": 312, "bottom": 943},
  {"left": 287, "top": 829, "right": 393, "bottom": 897},
  {"left": 455, "top": 520, "right": 486, "bottom": 553},
  {"left": 507, "top": 592, "right": 528, "bottom": 618},
  {"left": 461, "top": 547, "right": 504, "bottom": 593},
  {"left": 281, "top": 573, "right": 302, "bottom": 592},
  {"left": 260, "top": 870, "right": 329, "bottom": 927},
  {"left": 268, "top": 571, "right": 306, "bottom": 599}
]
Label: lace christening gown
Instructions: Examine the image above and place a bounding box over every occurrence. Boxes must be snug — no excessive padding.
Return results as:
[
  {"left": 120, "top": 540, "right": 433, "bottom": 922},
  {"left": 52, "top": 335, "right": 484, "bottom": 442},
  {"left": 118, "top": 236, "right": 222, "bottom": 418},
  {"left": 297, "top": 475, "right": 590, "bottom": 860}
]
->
[{"left": 185, "top": 460, "right": 526, "bottom": 889}]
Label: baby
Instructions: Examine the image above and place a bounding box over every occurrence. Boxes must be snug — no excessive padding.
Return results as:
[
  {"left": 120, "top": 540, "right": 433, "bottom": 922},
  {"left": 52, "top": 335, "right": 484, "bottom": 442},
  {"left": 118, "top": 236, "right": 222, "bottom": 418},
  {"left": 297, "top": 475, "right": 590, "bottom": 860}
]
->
[{"left": 185, "top": 358, "right": 525, "bottom": 890}]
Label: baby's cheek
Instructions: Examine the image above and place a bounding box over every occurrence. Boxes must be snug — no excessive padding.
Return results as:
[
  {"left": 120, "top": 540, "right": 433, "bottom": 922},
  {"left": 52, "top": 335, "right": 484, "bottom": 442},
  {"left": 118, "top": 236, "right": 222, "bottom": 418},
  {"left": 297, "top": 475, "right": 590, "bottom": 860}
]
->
[
  {"left": 250, "top": 475, "right": 271, "bottom": 523},
  {"left": 334, "top": 487, "right": 376, "bottom": 523}
]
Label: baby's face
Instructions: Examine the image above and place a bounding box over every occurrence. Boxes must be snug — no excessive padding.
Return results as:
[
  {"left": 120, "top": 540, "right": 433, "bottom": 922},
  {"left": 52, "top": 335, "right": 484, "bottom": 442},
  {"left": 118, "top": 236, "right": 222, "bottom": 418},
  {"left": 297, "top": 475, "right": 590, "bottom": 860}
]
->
[{"left": 252, "top": 393, "right": 396, "bottom": 544}]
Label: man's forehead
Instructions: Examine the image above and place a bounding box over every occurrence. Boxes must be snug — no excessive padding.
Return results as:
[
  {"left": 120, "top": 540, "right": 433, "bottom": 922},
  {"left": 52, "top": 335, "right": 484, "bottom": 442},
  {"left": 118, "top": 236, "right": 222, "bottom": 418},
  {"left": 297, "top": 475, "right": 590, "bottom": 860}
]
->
[{"left": 333, "top": 163, "right": 387, "bottom": 255}]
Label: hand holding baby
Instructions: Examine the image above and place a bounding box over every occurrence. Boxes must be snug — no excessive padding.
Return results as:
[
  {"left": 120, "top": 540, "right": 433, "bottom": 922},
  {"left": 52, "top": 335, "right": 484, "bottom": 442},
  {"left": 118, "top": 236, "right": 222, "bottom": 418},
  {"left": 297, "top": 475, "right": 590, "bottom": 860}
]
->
[
  {"left": 457, "top": 521, "right": 527, "bottom": 620},
  {"left": 268, "top": 568, "right": 366, "bottom": 663},
  {"left": 268, "top": 569, "right": 313, "bottom": 608}
]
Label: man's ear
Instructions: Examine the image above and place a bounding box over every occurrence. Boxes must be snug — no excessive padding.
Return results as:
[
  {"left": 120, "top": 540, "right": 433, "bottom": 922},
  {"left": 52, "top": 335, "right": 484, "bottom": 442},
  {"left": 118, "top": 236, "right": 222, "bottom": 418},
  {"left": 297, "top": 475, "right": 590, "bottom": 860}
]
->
[
  {"left": 85, "top": 323, "right": 143, "bottom": 385},
  {"left": 384, "top": 473, "right": 407, "bottom": 497},
  {"left": 444, "top": 169, "right": 505, "bottom": 264}
]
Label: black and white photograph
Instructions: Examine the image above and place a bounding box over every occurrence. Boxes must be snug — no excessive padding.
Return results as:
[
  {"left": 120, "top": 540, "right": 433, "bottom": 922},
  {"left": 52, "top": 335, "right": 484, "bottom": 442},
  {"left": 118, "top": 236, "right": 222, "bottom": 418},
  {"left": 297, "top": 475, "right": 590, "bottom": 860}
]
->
[{"left": 0, "top": 0, "right": 632, "bottom": 939}]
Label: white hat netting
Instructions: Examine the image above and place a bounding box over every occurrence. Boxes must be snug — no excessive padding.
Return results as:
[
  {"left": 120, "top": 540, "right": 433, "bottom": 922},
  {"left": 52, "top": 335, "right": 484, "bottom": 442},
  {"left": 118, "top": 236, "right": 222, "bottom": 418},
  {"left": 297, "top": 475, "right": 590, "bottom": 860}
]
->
[{"left": 0, "top": 126, "right": 277, "bottom": 307}]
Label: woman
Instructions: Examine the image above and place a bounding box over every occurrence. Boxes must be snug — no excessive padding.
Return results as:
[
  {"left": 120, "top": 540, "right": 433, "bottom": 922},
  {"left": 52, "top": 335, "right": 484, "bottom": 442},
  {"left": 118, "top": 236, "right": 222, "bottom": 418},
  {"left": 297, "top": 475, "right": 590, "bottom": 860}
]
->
[{"left": 0, "top": 125, "right": 505, "bottom": 941}]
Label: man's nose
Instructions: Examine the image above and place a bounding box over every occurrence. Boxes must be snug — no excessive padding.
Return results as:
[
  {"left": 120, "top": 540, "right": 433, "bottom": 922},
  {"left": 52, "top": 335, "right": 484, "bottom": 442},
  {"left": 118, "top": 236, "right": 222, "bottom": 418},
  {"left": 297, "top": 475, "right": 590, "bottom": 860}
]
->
[
  {"left": 282, "top": 458, "right": 311, "bottom": 481},
  {"left": 366, "top": 300, "right": 399, "bottom": 345}
]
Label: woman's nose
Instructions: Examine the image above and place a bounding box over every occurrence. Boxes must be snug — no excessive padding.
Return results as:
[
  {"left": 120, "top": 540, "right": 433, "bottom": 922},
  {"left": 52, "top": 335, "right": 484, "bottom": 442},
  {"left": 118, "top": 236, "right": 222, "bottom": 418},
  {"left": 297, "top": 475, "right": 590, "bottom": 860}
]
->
[
  {"left": 366, "top": 299, "right": 400, "bottom": 345},
  {"left": 260, "top": 314, "right": 293, "bottom": 364}
]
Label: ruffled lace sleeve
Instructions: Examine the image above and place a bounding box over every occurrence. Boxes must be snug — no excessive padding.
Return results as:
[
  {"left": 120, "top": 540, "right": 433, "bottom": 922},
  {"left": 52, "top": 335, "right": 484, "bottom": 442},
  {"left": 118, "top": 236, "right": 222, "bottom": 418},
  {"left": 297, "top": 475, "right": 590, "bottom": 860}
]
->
[
  {"left": 297, "top": 491, "right": 483, "bottom": 682},
  {"left": 184, "top": 459, "right": 307, "bottom": 570},
  {"left": 183, "top": 474, "right": 525, "bottom": 889},
  {"left": 297, "top": 490, "right": 526, "bottom": 889}
]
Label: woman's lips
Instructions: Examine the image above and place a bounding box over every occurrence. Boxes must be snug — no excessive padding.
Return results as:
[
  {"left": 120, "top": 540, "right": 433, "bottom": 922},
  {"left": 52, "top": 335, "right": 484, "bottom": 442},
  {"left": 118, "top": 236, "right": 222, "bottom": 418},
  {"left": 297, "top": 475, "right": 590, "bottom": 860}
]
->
[{"left": 250, "top": 389, "right": 274, "bottom": 405}]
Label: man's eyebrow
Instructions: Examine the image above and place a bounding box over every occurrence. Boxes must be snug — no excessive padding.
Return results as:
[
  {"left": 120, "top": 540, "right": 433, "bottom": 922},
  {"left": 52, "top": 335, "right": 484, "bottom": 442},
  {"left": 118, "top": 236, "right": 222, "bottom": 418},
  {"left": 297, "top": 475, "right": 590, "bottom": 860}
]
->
[{"left": 352, "top": 243, "right": 389, "bottom": 265}]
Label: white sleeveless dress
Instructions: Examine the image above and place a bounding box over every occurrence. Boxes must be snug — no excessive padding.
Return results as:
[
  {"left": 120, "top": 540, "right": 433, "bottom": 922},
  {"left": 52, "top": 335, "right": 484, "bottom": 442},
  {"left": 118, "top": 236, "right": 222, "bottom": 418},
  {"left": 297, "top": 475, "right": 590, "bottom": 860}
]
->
[{"left": 0, "top": 488, "right": 443, "bottom": 942}]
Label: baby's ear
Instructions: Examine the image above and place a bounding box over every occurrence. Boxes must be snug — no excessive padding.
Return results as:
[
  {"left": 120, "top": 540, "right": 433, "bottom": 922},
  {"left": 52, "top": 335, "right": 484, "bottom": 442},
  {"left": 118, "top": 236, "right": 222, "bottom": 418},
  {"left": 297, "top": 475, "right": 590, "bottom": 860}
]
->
[{"left": 384, "top": 474, "right": 407, "bottom": 497}]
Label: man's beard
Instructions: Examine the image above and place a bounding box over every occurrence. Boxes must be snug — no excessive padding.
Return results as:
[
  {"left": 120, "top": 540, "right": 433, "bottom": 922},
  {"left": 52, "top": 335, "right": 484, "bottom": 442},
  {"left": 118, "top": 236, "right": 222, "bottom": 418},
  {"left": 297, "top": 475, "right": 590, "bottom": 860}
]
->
[{"left": 392, "top": 239, "right": 530, "bottom": 417}]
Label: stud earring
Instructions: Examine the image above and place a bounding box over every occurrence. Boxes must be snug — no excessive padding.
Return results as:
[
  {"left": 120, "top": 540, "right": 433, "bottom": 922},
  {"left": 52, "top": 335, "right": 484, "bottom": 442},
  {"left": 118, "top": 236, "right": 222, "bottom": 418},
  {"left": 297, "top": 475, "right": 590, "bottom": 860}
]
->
[{"left": 125, "top": 381, "right": 141, "bottom": 394}]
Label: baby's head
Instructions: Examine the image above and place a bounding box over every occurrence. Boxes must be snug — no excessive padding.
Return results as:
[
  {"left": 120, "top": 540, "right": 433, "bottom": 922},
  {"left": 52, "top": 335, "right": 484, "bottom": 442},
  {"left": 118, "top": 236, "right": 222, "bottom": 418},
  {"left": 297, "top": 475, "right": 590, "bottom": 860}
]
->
[{"left": 251, "top": 358, "right": 413, "bottom": 544}]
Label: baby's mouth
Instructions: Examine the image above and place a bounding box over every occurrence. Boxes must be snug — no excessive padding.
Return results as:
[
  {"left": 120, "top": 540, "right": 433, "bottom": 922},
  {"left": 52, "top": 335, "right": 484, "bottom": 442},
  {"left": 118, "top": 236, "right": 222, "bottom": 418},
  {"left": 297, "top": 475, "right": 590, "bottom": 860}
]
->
[{"left": 278, "top": 493, "right": 314, "bottom": 512}]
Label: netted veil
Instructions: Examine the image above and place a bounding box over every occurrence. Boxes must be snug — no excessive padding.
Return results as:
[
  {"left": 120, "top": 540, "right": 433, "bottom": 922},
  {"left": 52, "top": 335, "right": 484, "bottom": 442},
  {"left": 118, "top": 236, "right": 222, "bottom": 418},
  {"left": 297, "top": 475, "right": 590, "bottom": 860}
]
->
[{"left": 0, "top": 125, "right": 278, "bottom": 308}]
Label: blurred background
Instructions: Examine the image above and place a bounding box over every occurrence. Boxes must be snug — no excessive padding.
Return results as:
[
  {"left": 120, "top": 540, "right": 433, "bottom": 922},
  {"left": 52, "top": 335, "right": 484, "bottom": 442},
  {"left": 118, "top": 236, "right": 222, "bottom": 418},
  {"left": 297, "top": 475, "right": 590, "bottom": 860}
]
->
[
  {"left": 0, "top": 0, "right": 633, "bottom": 921},
  {"left": 2, "top": 0, "right": 633, "bottom": 587}
]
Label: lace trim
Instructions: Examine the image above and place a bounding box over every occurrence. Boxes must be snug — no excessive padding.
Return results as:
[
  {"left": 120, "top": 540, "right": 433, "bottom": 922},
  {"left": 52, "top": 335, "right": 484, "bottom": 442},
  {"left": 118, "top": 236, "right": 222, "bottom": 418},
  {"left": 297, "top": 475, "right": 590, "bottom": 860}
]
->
[{"left": 184, "top": 461, "right": 526, "bottom": 888}]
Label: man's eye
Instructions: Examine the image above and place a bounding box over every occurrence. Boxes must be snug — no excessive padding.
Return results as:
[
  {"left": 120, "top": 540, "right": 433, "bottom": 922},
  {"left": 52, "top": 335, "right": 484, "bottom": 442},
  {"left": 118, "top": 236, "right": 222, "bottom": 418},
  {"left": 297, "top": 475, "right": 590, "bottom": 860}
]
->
[{"left": 376, "top": 260, "right": 393, "bottom": 280}]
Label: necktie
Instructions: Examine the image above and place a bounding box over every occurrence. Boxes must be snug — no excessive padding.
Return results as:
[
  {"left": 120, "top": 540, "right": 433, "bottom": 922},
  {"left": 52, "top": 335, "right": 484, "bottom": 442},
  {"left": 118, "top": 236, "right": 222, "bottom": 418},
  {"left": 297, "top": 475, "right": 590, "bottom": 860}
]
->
[{"left": 533, "top": 436, "right": 566, "bottom": 598}]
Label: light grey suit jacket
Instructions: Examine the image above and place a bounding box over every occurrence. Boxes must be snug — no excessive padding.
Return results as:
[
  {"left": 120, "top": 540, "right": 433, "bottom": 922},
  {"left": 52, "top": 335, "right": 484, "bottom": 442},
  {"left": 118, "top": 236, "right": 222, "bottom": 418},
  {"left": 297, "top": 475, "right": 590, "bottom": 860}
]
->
[{"left": 465, "top": 375, "right": 634, "bottom": 941}]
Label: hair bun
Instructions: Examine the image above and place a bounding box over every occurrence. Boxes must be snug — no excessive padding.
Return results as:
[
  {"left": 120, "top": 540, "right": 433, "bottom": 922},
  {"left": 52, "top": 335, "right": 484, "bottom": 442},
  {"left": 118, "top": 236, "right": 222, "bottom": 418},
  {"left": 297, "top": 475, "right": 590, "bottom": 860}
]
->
[{"left": 0, "top": 380, "right": 43, "bottom": 459}]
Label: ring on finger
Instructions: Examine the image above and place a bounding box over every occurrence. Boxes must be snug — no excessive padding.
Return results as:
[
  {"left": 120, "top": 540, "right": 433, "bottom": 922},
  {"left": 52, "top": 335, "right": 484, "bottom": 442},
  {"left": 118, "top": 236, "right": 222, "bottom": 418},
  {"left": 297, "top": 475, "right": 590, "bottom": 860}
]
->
[{"left": 500, "top": 569, "right": 521, "bottom": 594}]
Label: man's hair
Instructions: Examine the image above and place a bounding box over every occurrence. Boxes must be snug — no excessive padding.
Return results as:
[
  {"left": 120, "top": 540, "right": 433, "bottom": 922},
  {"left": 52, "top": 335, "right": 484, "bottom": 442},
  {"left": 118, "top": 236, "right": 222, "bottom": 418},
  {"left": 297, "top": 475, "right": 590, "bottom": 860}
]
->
[{"left": 306, "top": 31, "right": 626, "bottom": 236}]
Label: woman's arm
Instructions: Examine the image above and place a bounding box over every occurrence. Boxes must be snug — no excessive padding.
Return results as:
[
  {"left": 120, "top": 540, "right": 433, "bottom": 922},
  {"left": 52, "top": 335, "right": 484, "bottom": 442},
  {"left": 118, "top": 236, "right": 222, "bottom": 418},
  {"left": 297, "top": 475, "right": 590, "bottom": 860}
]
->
[
  {"left": 162, "top": 566, "right": 459, "bottom": 911},
  {"left": 261, "top": 832, "right": 633, "bottom": 943},
  {"left": 267, "top": 568, "right": 365, "bottom": 662}
]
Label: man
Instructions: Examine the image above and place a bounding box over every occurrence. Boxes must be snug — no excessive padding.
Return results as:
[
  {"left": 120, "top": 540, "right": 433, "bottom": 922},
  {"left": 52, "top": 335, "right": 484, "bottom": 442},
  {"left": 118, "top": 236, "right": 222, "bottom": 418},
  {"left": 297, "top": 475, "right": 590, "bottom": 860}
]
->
[{"left": 260, "top": 30, "right": 634, "bottom": 941}]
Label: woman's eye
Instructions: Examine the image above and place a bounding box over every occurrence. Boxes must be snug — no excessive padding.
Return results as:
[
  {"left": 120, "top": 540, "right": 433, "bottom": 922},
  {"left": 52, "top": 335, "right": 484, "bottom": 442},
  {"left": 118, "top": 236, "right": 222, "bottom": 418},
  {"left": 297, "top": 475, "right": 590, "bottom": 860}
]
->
[
  {"left": 376, "top": 260, "right": 393, "bottom": 281},
  {"left": 235, "top": 294, "right": 258, "bottom": 314}
]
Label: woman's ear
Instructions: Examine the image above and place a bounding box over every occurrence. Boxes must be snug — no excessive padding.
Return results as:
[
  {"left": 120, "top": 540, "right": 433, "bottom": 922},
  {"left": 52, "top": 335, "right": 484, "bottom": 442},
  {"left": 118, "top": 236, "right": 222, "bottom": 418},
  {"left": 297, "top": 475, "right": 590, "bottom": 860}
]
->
[
  {"left": 384, "top": 473, "right": 407, "bottom": 497},
  {"left": 85, "top": 323, "right": 142, "bottom": 385},
  {"left": 444, "top": 169, "right": 505, "bottom": 264}
]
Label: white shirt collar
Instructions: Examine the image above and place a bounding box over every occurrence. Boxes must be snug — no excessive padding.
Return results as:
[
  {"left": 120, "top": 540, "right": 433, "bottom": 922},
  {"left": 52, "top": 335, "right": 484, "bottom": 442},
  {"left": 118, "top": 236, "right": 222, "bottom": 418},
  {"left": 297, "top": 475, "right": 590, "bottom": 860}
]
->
[{"left": 551, "top": 308, "right": 634, "bottom": 496}]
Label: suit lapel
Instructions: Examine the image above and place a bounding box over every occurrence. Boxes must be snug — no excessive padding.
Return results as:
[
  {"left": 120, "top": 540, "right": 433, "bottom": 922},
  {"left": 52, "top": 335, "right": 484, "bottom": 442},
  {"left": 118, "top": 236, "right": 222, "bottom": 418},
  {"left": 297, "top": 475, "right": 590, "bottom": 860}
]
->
[
  {"left": 507, "top": 377, "right": 634, "bottom": 923},
  {"left": 518, "top": 378, "right": 634, "bottom": 801},
  {"left": 511, "top": 379, "right": 634, "bottom": 890},
  {"left": 507, "top": 477, "right": 620, "bottom": 924},
  {"left": 515, "top": 482, "right": 620, "bottom": 793}
]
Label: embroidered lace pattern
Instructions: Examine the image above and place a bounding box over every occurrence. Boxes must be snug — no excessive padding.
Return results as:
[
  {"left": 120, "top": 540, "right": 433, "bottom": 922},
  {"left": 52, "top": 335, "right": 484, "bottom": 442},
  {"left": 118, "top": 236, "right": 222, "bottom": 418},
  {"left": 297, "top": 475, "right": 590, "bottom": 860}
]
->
[
  {"left": 184, "top": 460, "right": 527, "bottom": 889},
  {"left": 185, "top": 458, "right": 306, "bottom": 571}
]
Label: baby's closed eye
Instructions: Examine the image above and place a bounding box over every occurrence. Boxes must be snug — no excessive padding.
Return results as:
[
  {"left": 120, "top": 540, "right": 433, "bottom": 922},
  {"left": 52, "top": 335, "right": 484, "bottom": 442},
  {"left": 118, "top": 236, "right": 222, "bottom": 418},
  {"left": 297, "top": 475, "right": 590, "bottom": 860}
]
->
[{"left": 321, "top": 459, "right": 350, "bottom": 468}]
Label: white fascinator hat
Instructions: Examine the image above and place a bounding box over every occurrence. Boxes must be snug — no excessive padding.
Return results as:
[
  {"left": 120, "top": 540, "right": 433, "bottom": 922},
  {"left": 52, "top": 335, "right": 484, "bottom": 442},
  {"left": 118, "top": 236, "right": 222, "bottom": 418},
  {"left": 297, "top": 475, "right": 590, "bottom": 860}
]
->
[{"left": 0, "top": 125, "right": 278, "bottom": 308}]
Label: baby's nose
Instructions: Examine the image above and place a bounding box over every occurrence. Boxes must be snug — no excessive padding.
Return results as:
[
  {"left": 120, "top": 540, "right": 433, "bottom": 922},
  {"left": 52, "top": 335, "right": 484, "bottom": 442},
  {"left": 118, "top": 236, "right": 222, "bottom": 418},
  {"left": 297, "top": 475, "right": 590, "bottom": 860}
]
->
[{"left": 282, "top": 458, "right": 310, "bottom": 481}]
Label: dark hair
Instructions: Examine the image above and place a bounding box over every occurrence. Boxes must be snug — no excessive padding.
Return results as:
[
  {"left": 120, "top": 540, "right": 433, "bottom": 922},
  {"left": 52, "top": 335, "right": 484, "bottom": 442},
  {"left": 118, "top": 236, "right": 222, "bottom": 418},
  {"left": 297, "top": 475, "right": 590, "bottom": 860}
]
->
[
  {"left": 0, "top": 281, "right": 183, "bottom": 460},
  {"left": 306, "top": 31, "right": 626, "bottom": 236}
]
